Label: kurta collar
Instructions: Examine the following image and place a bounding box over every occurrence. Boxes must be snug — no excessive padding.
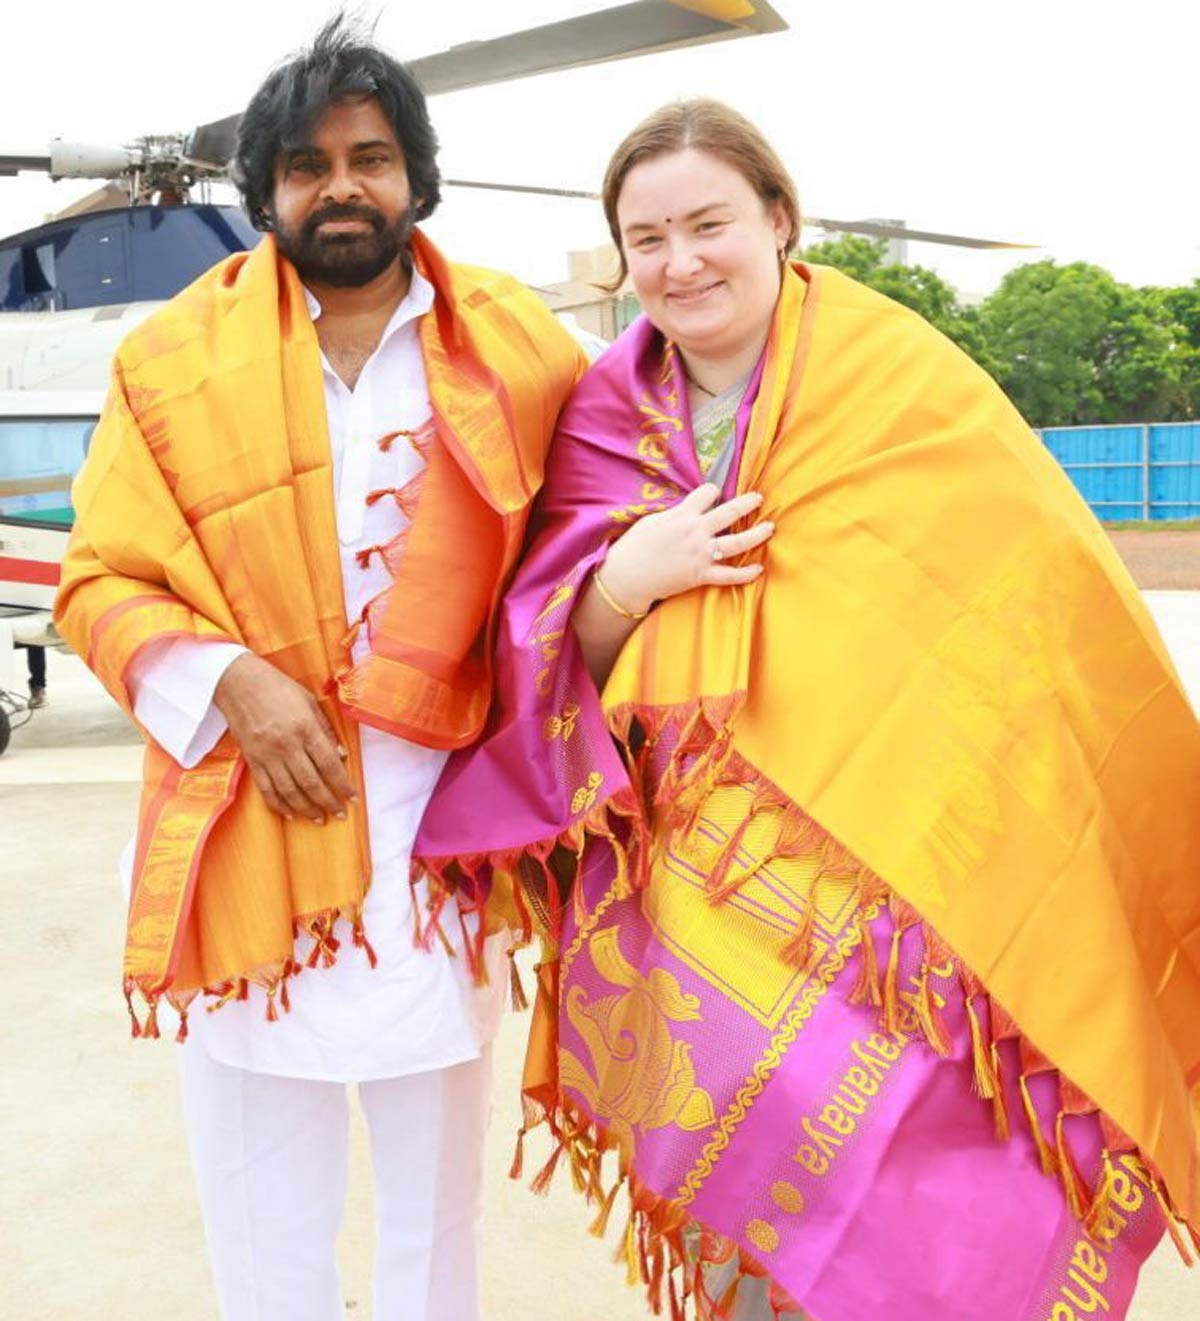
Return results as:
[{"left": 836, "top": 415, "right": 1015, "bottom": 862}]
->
[{"left": 302, "top": 261, "right": 435, "bottom": 340}]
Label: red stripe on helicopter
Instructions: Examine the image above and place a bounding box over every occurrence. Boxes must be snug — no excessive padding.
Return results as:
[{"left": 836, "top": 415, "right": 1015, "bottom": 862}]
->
[{"left": 0, "top": 556, "right": 60, "bottom": 587}]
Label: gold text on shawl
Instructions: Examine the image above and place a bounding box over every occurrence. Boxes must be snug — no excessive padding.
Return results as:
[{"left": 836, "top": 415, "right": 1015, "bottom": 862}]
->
[
  {"left": 794, "top": 1029, "right": 910, "bottom": 1176},
  {"left": 793, "top": 968, "right": 949, "bottom": 1178},
  {"left": 1047, "top": 1156, "right": 1153, "bottom": 1319},
  {"left": 605, "top": 357, "right": 687, "bottom": 525}
]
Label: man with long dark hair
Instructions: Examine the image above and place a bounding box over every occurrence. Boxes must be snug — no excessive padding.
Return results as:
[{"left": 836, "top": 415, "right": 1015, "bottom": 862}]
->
[{"left": 55, "top": 17, "right": 585, "bottom": 1319}]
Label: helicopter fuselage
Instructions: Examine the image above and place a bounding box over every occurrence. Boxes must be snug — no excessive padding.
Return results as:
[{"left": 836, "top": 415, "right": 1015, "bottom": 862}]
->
[
  {"left": 0, "top": 203, "right": 259, "bottom": 314},
  {"left": 0, "top": 204, "right": 258, "bottom": 668}
]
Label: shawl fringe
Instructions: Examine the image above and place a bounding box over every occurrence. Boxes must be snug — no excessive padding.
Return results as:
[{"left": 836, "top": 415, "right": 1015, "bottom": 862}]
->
[
  {"left": 120, "top": 901, "right": 379, "bottom": 1042},
  {"left": 414, "top": 783, "right": 651, "bottom": 983},
  {"left": 418, "top": 690, "right": 1200, "bottom": 1284},
  {"left": 515, "top": 945, "right": 1197, "bottom": 1320},
  {"left": 515, "top": 1091, "right": 823, "bottom": 1319}
]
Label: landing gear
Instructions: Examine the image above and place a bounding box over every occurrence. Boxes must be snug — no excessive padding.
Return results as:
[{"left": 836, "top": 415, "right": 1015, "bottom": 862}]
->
[
  {"left": 0, "top": 612, "right": 56, "bottom": 755},
  {"left": 0, "top": 693, "right": 13, "bottom": 757},
  {"left": 0, "top": 685, "right": 34, "bottom": 756}
]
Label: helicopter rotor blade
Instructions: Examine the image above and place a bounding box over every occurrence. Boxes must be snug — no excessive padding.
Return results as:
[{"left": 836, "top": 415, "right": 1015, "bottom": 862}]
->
[
  {"left": 0, "top": 143, "right": 137, "bottom": 181},
  {"left": 185, "top": 114, "right": 242, "bottom": 169},
  {"left": 806, "top": 217, "right": 1038, "bottom": 251},
  {"left": 176, "top": 0, "right": 788, "bottom": 164},
  {"left": 410, "top": 0, "right": 786, "bottom": 95},
  {"left": 0, "top": 150, "right": 53, "bottom": 176},
  {"left": 136, "top": 2, "right": 792, "bottom": 178},
  {"left": 445, "top": 178, "right": 600, "bottom": 201},
  {"left": 444, "top": 182, "right": 1038, "bottom": 253}
]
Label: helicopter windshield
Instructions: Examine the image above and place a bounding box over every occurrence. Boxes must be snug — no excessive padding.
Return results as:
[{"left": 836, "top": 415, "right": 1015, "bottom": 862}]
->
[
  {"left": 0, "top": 205, "right": 260, "bottom": 312},
  {"left": 0, "top": 415, "right": 95, "bottom": 528}
]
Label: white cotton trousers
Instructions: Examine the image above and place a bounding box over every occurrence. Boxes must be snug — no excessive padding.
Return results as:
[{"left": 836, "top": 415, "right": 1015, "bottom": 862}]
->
[{"left": 179, "top": 1044, "right": 493, "bottom": 1321}]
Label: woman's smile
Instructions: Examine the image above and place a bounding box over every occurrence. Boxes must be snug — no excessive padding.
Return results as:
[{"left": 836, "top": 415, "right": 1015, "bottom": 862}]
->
[{"left": 666, "top": 280, "right": 726, "bottom": 305}]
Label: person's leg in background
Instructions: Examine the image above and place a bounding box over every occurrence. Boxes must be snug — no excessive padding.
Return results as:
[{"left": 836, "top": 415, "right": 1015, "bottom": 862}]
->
[{"left": 24, "top": 645, "right": 46, "bottom": 707}]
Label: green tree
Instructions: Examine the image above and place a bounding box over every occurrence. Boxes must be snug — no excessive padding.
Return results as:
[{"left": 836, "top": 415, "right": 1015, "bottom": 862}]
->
[
  {"left": 978, "top": 262, "right": 1120, "bottom": 424},
  {"left": 978, "top": 262, "right": 1198, "bottom": 426},
  {"left": 1154, "top": 281, "right": 1200, "bottom": 415},
  {"left": 1105, "top": 288, "right": 1197, "bottom": 421},
  {"left": 801, "top": 234, "right": 888, "bottom": 284},
  {"left": 798, "top": 239, "right": 1200, "bottom": 425},
  {"left": 1161, "top": 279, "right": 1200, "bottom": 351}
]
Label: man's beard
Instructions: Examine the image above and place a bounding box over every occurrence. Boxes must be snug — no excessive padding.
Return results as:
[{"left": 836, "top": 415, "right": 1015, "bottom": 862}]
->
[{"left": 274, "top": 202, "right": 414, "bottom": 288}]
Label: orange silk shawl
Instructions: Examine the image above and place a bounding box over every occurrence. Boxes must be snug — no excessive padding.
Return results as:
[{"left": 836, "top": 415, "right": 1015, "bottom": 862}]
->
[{"left": 55, "top": 231, "right": 585, "bottom": 1026}]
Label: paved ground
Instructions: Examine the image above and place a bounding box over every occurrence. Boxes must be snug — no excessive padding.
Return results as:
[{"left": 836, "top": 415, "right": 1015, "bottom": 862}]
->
[
  {"left": 1108, "top": 528, "right": 1200, "bottom": 589},
  {"left": 2, "top": 593, "right": 1197, "bottom": 1321}
]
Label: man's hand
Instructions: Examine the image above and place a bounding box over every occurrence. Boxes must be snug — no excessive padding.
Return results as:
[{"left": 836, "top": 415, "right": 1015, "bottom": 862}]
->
[{"left": 214, "top": 653, "right": 356, "bottom": 824}]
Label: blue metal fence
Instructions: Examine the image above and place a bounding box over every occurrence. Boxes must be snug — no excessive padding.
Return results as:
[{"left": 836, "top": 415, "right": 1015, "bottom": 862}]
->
[{"left": 1036, "top": 422, "right": 1200, "bottom": 521}]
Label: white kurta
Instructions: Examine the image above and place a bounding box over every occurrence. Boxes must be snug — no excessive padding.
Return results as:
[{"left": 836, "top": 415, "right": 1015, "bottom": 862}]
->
[{"left": 124, "top": 269, "right": 507, "bottom": 1081}]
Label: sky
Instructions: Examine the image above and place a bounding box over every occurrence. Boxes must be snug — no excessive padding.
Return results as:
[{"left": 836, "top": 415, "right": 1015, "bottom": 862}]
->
[{"left": 1, "top": 0, "right": 1197, "bottom": 299}]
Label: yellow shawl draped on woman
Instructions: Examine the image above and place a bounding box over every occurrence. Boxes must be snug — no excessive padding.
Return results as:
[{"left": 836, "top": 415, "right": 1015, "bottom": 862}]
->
[
  {"left": 55, "top": 232, "right": 585, "bottom": 1033},
  {"left": 417, "top": 263, "right": 1200, "bottom": 1285},
  {"left": 605, "top": 266, "right": 1200, "bottom": 1225}
]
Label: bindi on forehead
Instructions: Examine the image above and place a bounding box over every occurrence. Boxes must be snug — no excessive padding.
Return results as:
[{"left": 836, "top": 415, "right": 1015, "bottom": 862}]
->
[{"left": 622, "top": 200, "right": 736, "bottom": 243}]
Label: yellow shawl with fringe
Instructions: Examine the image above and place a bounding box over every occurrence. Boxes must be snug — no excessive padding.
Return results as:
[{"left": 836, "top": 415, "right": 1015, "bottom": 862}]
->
[
  {"left": 596, "top": 265, "right": 1200, "bottom": 1225},
  {"left": 55, "top": 231, "right": 585, "bottom": 1031}
]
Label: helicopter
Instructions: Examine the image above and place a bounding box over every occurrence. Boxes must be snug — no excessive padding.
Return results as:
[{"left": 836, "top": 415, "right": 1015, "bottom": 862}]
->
[{"left": 0, "top": 0, "right": 1031, "bottom": 751}]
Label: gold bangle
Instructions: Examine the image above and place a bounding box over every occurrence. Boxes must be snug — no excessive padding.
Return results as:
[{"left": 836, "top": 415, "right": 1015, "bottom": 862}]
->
[{"left": 593, "top": 570, "right": 649, "bottom": 621}]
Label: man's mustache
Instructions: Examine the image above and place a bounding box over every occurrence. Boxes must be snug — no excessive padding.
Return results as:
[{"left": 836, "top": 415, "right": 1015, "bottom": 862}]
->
[{"left": 302, "top": 205, "right": 387, "bottom": 239}]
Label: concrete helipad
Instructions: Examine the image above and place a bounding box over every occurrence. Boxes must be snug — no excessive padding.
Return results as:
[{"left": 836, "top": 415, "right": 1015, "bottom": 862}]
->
[{"left": 2, "top": 593, "right": 1197, "bottom": 1320}]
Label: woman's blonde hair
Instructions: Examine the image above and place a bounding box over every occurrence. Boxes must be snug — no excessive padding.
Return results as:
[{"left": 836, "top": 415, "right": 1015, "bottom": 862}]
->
[{"left": 601, "top": 98, "right": 801, "bottom": 289}]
